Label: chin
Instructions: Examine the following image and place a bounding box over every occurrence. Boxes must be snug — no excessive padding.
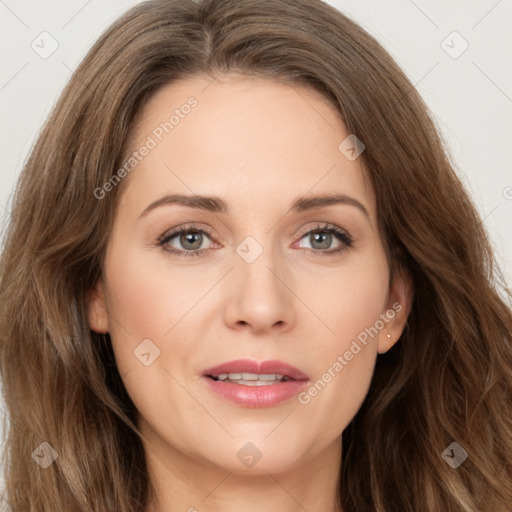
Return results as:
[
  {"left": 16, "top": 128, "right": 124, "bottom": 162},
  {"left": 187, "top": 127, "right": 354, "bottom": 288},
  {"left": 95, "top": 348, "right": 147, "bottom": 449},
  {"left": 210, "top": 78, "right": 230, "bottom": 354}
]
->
[{"left": 191, "top": 436, "right": 309, "bottom": 475}]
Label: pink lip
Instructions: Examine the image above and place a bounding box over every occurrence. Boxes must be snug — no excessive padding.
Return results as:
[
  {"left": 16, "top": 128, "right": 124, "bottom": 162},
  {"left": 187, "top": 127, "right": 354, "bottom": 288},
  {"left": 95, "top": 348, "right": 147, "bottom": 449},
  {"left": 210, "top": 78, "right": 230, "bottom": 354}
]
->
[{"left": 201, "top": 358, "right": 310, "bottom": 408}]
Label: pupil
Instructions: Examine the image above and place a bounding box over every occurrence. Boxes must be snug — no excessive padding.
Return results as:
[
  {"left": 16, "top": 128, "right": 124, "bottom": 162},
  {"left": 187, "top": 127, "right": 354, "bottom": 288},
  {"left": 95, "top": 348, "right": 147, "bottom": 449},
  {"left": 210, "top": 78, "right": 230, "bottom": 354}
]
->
[
  {"left": 181, "top": 232, "right": 202, "bottom": 250},
  {"left": 312, "top": 232, "right": 331, "bottom": 250}
]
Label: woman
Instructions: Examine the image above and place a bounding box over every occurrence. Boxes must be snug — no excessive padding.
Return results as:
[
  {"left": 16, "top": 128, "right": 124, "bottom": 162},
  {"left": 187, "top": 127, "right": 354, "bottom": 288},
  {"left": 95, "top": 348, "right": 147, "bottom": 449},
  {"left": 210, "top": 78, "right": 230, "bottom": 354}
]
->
[{"left": 1, "top": 0, "right": 511, "bottom": 511}]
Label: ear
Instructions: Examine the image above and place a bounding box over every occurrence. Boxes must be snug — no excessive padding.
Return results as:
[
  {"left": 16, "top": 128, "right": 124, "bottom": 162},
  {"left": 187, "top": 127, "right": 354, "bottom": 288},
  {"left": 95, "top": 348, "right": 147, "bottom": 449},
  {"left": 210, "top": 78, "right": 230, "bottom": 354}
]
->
[
  {"left": 377, "top": 265, "right": 414, "bottom": 354},
  {"left": 86, "top": 278, "right": 109, "bottom": 333}
]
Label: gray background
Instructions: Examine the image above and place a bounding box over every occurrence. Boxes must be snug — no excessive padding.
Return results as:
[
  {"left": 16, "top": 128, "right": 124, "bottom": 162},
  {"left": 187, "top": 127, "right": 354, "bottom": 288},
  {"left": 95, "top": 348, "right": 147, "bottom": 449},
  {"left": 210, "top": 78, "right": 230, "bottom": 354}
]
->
[{"left": 1, "top": 0, "right": 511, "bottom": 489}]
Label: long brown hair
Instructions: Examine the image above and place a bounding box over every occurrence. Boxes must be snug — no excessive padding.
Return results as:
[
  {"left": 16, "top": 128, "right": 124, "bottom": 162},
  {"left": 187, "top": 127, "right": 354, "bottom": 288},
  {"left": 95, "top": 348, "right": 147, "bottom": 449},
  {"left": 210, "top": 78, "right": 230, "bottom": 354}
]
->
[{"left": 1, "top": 0, "right": 511, "bottom": 510}]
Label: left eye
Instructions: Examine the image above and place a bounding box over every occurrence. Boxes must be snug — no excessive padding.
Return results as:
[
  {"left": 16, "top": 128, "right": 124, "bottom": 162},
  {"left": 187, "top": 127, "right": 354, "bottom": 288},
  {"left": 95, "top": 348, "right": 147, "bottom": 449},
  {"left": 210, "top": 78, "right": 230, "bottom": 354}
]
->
[{"left": 297, "top": 228, "right": 350, "bottom": 251}]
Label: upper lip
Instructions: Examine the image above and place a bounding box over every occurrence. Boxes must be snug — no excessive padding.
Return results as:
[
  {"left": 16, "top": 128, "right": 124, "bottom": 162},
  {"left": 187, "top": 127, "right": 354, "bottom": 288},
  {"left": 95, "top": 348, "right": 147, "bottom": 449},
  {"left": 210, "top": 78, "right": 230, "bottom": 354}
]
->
[{"left": 203, "top": 358, "right": 309, "bottom": 380}]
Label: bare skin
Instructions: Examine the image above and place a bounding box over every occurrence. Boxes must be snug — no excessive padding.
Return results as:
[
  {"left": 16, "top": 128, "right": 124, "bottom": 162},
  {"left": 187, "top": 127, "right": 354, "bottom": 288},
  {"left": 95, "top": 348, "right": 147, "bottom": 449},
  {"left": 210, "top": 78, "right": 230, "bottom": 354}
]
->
[{"left": 87, "top": 73, "right": 412, "bottom": 512}]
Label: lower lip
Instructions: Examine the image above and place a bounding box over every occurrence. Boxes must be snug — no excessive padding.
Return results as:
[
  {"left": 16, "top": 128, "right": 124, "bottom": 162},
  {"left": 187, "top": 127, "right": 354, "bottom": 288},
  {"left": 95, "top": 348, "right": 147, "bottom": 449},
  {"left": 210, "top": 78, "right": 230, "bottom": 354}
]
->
[{"left": 202, "top": 376, "right": 309, "bottom": 408}]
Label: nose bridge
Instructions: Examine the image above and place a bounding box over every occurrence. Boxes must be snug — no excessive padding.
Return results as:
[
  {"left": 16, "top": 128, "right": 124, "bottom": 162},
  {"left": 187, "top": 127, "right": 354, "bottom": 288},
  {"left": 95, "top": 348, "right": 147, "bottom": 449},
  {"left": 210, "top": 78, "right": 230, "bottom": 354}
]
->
[
  {"left": 235, "top": 232, "right": 285, "bottom": 298},
  {"left": 223, "top": 231, "right": 295, "bottom": 331}
]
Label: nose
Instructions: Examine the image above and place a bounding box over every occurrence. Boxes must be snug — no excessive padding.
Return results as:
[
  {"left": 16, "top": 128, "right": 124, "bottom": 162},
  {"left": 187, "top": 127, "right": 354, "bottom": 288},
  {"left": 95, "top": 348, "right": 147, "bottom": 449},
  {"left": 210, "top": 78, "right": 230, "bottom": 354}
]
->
[{"left": 223, "top": 242, "right": 296, "bottom": 334}]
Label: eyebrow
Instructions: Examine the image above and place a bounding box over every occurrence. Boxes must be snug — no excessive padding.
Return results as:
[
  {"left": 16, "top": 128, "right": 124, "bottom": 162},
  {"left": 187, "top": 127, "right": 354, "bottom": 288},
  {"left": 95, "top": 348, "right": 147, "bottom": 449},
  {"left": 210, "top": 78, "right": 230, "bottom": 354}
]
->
[{"left": 137, "top": 193, "right": 370, "bottom": 220}]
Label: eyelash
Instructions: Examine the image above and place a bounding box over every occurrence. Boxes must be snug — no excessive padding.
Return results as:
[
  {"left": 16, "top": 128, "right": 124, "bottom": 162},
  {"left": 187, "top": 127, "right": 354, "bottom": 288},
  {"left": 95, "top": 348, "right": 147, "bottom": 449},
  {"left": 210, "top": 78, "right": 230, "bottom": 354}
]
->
[{"left": 157, "top": 222, "right": 354, "bottom": 259}]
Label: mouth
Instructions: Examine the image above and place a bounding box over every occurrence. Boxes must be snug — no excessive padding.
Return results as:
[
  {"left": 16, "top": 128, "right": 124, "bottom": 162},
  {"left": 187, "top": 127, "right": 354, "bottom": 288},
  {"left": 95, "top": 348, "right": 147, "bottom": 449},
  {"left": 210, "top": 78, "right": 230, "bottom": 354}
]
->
[
  {"left": 203, "top": 358, "right": 309, "bottom": 383},
  {"left": 201, "top": 359, "right": 309, "bottom": 407}
]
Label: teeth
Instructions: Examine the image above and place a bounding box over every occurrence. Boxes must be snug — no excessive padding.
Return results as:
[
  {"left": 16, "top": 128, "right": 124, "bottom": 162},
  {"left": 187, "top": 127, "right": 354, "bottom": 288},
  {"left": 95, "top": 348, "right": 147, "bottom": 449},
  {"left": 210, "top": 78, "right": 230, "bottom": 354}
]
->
[
  {"left": 230, "top": 380, "right": 277, "bottom": 386},
  {"left": 215, "top": 372, "right": 287, "bottom": 384}
]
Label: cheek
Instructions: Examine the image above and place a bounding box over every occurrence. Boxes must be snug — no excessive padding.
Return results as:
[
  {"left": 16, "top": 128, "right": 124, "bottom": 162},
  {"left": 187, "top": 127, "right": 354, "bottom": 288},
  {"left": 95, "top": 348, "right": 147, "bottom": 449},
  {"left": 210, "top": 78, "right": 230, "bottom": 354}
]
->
[
  {"left": 102, "top": 248, "right": 199, "bottom": 425},
  {"left": 311, "top": 251, "right": 389, "bottom": 352},
  {"left": 102, "top": 246, "right": 180, "bottom": 373},
  {"left": 104, "top": 241, "right": 208, "bottom": 333},
  {"left": 102, "top": 241, "right": 223, "bottom": 385},
  {"left": 107, "top": 262, "right": 168, "bottom": 336},
  {"left": 296, "top": 252, "right": 388, "bottom": 432}
]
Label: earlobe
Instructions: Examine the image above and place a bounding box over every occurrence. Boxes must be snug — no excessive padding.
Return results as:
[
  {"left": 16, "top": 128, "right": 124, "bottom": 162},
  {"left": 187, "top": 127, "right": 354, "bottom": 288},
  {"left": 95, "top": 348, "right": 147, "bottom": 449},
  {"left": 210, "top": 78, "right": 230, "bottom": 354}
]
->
[
  {"left": 86, "top": 279, "right": 109, "bottom": 333},
  {"left": 377, "top": 266, "right": 414, "bottom": 354}
]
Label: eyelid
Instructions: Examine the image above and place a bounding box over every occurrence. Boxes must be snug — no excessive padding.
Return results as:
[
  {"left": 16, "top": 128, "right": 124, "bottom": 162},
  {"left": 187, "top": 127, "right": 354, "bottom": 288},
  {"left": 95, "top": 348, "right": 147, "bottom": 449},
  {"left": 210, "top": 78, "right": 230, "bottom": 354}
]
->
[
  {"left": 157, "top": 223, "right": 216, "bottom": 245},
  {"left": 295, "top": 222, "right": 350, "bottom": 241}
]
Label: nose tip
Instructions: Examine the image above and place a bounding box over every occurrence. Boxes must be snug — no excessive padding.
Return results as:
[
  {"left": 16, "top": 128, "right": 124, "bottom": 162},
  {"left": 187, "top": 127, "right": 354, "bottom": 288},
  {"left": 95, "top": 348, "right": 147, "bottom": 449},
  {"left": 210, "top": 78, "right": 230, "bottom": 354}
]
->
[{"left": 224, "top": 252, "right": 295, "bottom": 333}]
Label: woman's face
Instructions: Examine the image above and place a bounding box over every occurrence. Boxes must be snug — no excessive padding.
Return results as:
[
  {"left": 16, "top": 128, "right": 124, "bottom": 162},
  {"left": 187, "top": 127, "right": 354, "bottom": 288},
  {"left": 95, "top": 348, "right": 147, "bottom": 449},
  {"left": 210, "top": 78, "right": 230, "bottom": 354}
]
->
[{"left": 88, "top": 74, "right": 411, "bottom": 475}]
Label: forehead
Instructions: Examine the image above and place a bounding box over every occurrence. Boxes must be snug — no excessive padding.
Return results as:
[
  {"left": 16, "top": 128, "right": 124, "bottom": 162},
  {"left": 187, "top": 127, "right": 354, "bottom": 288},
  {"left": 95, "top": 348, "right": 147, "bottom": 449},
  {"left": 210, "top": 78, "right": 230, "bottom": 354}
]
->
[{"left": 118, "top": 74, "right": 376, "bottom": 221}]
